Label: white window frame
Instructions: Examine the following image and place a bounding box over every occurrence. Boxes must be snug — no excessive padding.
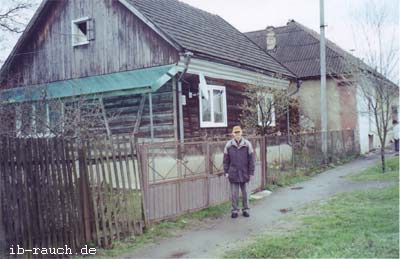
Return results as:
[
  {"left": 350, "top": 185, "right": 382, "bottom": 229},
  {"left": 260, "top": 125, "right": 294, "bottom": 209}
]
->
[
  {"left": 199, "top": 84, "right": 228, "bottom": 128},
  {"left": 72, "top": 17, "right": 90, "bottom": 47},
  {"left": 257, "top": 92, "right": 276, "bottom": 127}
]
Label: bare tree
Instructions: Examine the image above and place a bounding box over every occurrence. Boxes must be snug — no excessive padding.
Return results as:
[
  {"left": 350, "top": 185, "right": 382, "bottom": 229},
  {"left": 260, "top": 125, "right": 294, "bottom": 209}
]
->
[
  {"left": 0, "top": 1, "right": 32, "bottom": 33},
  {"left": 0, "top": 0, "right": 37, "bottom": 65},
  {"left": 336, "top": 0, "right": 400, "bottom": 172},
  {"left": 240, "top": 78, "right": 298, "bottom": 136}
]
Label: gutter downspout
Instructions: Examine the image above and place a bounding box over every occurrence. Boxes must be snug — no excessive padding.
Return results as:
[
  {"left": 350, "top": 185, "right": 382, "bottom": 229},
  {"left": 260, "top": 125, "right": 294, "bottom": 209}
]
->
[
  {"left": 287, "top": 80, "right": 302, "bottom": 143},
  {"left": 177, "top": 51, "right": 193, "bottom": 144}
]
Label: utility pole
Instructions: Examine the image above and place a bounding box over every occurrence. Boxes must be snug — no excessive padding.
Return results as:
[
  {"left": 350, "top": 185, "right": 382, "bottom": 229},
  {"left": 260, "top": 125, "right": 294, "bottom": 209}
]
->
[{"left": 320, "top": 0, "right": 328, "bottom": 163}]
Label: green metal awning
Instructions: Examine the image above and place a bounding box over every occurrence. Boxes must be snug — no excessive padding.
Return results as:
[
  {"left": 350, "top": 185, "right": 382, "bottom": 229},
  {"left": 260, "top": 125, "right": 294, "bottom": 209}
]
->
[{"left": 0, "top": 64, "right": 177, "bottom": 104}]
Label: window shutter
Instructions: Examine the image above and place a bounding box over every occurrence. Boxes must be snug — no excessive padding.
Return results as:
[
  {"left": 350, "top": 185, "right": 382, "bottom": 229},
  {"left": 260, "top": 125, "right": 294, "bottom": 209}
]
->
[{"left": 87, "top": 18, "right": 95, "bottom": 41}]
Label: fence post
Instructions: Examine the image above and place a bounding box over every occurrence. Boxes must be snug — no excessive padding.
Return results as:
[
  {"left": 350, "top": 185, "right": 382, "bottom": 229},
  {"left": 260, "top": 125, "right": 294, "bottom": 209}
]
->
[
  {"left": 78, "top": 143, "right": 92, "bottom": 243},
  {"left": 0, "top": 139, "right": 6, "bottom": 252},
  {"left": 205, "top": 142, "right": 210, "bottom": 207},
  {"left": 261, "top": 136, "right": 266, "bottom": 189},
  {"left": 137, "top": 144, "right": 149, "bottom": 226}
]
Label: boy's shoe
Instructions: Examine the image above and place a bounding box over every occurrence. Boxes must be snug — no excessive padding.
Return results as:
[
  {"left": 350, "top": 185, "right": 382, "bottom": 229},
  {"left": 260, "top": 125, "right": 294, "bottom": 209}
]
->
[
  {"left": 242, "top": 211, "right": 250, "bottom": 217},
  {"left": 231, "top": 212, "right": 238, "bottom": 218}
]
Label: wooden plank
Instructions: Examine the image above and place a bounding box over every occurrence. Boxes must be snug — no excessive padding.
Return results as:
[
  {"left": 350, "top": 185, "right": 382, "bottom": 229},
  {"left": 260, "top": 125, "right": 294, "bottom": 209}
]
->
[
  {"left": 110, "top": 136, "right": 125, "bottom": 235},
  {"left": 0, "top": 138, "right": 7, "bottom": 250},
  {"left": 46, "top": 138, "right": 58, "bottom": 248},
  {"left": 97, "top": 138, "right": 114, "bottom": 243},
  {"left": 36, "top": 138, "right": 47, "bottom": 248},
  {"left": 1, "top": 138, "right": 12, "bottom": 245},
  {"left": 129, "top": 136, "right": 142, "bottom": 231},
  {"left": 41, "top": 139, "right": 53, "bottom": 249},
  {"left": 62, "top": 138, "right": 76, "bottom": 252},
  {"left": 92, "top": 140, "right": 110, "bottom": 247},
  {"left": 48, "top": 138, "right": 61, "bottom": 248},
  {"left": 5, "top": 137, "right": 15, "bottom": 244},
  {"left": 29, "top": 138, "right": 40, "bottom": 248},
  {"left": 55, "top": 138, "right": 68, "bottom": 248},
  {"left": 68, "top": 141, "right": 84, "bottom": 248},
  {"left": 103, "top": 138, "right": 120, "bottom": 240},
  {"left": 14, "top": 138, "right": 27, "bottom": 249},
  {"left": 0, "top": 138, "right": 7, "bottom": 245},
  {"left": 14, "top": 138, "right": 24, "bottom": 247},
  {"left": 137, "top": 144, "right": 149, "bottom": 224},
  {"left": 115, "top": 135, "right": 130, "bottom": 235},
  {"left": 121, "top": 138, "right": 134, "bottom": 230},
  {"left": 85, "top": 140, "right": 101, "bottom": 246},
  {"left": 79, "top": 141, "right": 93, "bottom": 243},
  {"left": 58, "top": 138, "right": 74, "bottom": 249}
]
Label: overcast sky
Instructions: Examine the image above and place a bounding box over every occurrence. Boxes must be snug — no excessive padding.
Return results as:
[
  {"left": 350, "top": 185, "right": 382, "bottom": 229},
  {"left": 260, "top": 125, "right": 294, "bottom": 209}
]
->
[
  {"left": 181, "top": 0, "right": 398, "bottom": 59},
  {"left": 1, "top": 0, "right": 399, "bottom": 81}
]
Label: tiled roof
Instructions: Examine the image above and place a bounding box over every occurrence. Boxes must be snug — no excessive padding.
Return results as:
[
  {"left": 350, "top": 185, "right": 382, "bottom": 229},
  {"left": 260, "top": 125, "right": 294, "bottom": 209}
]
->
[
  {"left": 245, "top": 21, "right": 361, "bottom": 79},
  {"left": 127, "top": 0, "right": 294, "bottom": 77}
]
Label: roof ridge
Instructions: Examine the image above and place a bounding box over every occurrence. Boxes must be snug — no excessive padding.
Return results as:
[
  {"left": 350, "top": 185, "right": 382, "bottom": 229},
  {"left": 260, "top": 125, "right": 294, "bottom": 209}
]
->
[
  {"left": 214, "top": 15, "right": 295, "bottom": 77},
  {"left": 244, "top": 23, "right": 293, "bottom": 35},
  {"left": 245, "top": 28, "right": 266, "bottom": 34},
  {"left": 175, "top": 0, "right": 219, "bottom": 18}
]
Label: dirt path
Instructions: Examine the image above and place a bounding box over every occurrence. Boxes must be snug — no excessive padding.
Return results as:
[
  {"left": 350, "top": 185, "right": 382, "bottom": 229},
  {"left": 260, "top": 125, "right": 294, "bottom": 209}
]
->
[{"left": 120, "top": 154, "right": 397, "bottom": 259}]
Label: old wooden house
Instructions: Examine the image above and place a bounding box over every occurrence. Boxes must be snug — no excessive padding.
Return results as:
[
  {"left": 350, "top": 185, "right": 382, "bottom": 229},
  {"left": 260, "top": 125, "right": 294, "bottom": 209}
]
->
[{"left": 0, "top": 0, "right": 295, "bottom": 142}]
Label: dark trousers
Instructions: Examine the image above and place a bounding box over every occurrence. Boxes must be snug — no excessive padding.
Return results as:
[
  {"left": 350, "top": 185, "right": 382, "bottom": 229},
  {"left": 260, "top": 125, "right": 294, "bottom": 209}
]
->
[
  {"left": 395, "top": 139, "right": 399, "bottom": 152},
  {"left": 230, "top": 182, "right": 249, "bottom": 213}
]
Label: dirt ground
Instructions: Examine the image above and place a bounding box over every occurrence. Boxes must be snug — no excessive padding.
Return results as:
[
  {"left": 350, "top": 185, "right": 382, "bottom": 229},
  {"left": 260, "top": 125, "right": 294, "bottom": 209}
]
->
[{"left": 120, "top": 153, "right": 397, "bottom": 259}]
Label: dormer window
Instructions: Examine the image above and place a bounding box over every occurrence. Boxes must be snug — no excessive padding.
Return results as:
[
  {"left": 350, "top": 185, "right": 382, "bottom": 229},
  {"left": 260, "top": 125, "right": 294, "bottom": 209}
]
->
[{"left": 72, "top": 17, "right": 93, "bottom": 47}]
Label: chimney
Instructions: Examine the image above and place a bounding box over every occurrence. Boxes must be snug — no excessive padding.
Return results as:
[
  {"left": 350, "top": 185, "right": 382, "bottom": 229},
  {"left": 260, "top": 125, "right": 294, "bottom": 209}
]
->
[{"left": 265, "top": 26, "right": 276, "bottom": 50}]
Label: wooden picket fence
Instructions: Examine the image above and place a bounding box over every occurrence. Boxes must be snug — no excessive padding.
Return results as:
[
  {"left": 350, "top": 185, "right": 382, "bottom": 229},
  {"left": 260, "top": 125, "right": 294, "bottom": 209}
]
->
[{"left": 0, "top": 135, "right": 144, "bottom": 255}]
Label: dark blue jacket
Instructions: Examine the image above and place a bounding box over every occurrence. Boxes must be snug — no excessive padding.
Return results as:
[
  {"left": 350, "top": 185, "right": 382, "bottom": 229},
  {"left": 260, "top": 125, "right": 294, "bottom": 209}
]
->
[{"left": 223, "top": 138, "right": 255, "bottom": 183}]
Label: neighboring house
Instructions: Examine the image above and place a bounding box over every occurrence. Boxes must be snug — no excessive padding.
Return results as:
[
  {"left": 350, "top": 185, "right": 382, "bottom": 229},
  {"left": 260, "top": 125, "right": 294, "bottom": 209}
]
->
[
  {"left": 245, "top": 20, "right": 399, "bottom": 153},
  {"left": 0, "top": 0, "right": 294, "bottom": 142}
]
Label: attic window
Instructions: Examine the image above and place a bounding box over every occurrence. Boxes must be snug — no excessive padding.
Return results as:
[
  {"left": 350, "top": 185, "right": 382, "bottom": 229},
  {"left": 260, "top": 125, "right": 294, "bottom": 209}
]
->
[{"left": 72, "top": 17, "right": 92, "bottom": 47}]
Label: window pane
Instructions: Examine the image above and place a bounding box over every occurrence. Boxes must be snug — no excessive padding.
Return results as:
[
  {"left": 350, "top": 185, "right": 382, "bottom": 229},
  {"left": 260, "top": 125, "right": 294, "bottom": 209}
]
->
[
  {"left": 73, "top": 20, "right": 88, "bottom": 44},
  {"left": 202, "top": 90, "right": 211, "bottom": 122},
  {"left": 20, "top": 104, "right": 33, "bottom": 136},
  {"left": 35, "top": 103, "right": 48, "bottom": 135},
  {"left": 213, "top": 89, "right": 224, "bottom": 123},
  {"left": 49, "top": 102, "right": 63, "bottom": 134}
]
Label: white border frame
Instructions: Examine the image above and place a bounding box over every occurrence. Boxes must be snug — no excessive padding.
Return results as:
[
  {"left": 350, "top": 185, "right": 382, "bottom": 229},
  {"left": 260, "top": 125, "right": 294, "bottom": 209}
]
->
[
  {"left": 199, "top": 84, "right": 228, "bottom": 128},
  {"left": 71, "top": 17, "right": 90, "bottom": 47}
]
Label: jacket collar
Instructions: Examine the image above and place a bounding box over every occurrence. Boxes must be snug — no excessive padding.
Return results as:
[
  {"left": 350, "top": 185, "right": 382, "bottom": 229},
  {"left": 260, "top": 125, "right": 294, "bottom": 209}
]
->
[{"left": 230, "top": 138, "right": 247, "bottom": 149}]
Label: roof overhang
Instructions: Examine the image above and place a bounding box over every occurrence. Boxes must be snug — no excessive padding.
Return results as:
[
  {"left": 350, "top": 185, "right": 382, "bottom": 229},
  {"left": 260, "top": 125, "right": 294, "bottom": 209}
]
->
[
  {"left": 177, "top": 58, "right": 290, "bottom": 89},
  {"left": 0, "top": 65, "right": 177, "bottom": 104}
]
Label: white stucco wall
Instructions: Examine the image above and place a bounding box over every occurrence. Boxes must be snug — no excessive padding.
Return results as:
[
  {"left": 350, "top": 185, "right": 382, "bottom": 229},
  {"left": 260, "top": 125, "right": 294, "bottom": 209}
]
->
[
  {"left": 356, "top": 83, "right": 398, "bottom": 153},
  {"left": 356, "top": 86, "right": 372, "bottom": 154},
  {"left": 293, "top": 79, "right": 358, "bottom": 131}
]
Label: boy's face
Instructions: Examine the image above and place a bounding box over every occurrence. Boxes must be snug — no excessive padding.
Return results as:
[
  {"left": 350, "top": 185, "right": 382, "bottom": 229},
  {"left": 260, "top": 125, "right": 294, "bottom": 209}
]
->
[{"left": 232, "top": 130, "right": 242, "bottom": 141}]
